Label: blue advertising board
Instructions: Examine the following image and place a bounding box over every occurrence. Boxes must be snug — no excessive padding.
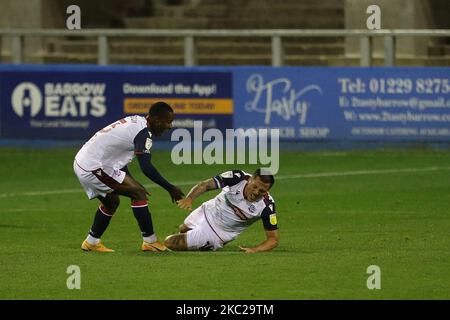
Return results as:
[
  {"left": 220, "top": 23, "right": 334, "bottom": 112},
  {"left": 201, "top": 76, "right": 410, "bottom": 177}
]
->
[
  {"left": 233, "top": 67, "right": 450, "bottom": 141},
  {"left": 0, "top": 65, "right": 232, "bottom": 139},
  {"left": 0, "top": 70, "right": 116, "bottom": 139},
  {"left": 1, "top": 65, "right": 450, "bottom": 141},
  {"left": 120, "top": 70, "right": 233, "bottom": 138}
]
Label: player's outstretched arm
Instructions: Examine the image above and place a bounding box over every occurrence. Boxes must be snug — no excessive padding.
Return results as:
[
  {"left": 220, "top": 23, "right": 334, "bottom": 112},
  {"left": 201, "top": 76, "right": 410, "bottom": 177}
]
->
[
  {"left": 177, "top": 178, "right": 217, "bottom": 211},
  {"left": 239, "top": 229, "right": 279, "bottom": 253},
  {"left": 136, "top": 153, "right": 184, "bottom": 202}
]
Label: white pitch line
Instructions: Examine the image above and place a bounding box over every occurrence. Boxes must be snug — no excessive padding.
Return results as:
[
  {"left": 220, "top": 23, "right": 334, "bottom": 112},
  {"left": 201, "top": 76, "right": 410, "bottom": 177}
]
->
[
  {"left": 0, "top": 166, "right": 449, "bottom": 199},
  {"left": 279, "top": 166, "right": 450, "bottom": 179}
]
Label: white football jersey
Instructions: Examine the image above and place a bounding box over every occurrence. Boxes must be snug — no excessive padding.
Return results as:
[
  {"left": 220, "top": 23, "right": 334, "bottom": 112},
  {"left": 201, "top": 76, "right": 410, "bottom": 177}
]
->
[
  {"left": 203, "top": 170, "right": 277, "bottom": 243},
  {"left": 75, "top": 115, "right": 152, "bottom": 172}
]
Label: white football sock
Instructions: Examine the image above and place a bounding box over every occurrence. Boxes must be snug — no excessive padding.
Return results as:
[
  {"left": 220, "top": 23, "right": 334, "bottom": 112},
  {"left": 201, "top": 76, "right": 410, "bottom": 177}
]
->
[
  {"left": 143, "top": 234, "right": 157, "bottom": 243},
  {"left": 86, "top": 234, "right": 100, "bottom": 245}
]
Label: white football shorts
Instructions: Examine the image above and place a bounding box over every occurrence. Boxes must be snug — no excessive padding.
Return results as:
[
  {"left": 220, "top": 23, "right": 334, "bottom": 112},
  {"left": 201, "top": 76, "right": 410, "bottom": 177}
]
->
[
  {"left": 184, "top": 204, "right": 225, "bottom": 251},
  {"left": 73, "top": 160, "right": 126, "bottom": 199}
]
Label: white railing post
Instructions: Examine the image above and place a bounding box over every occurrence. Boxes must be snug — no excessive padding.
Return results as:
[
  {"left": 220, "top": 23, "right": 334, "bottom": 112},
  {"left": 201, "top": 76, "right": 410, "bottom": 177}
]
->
[
  {"left": 98, "top": 35, "right": 108, "bottom": 65},
  {"left": 184, "top": 36, "right": 195, "bottom": 66},
  {"left": 384, "top": 35, "right": 396, "bottom": 67},
  {"left": 12, "top": 35, "right": 23, "bottom": 64},
  {"left": 360, "top": 36, "right": 372, "bottom": 67},
  {"left": 271, "top": 36, "right": 283, "bottom": 67}
]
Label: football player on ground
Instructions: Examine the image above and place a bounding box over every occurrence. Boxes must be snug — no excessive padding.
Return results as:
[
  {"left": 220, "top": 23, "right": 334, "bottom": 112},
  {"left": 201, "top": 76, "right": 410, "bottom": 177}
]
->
[
  {"left": 73, "top": 101, "right": 184, "bottom": 253},
  {"left": 164, "top": 169, "right": 278, "bottom": 252}
]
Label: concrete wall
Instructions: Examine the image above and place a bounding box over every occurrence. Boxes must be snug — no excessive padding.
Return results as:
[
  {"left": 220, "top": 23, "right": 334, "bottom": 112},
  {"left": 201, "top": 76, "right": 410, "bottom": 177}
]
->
[
  {"left": 345, "top": 0, "right": 434, "bottom": 59},
  {"left": 0, "top": 0, "right": 44, "bottom": 28},
  {"left": 0, "top": 0, "right": 45, "bottom": 62},
  {"left": 0, "top": 0, "right": 135, "bottom": 62}
]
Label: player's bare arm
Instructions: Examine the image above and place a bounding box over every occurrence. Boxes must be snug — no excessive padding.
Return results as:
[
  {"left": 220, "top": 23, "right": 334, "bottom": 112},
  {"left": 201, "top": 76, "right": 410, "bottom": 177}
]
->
[
  {"left": 177, "top": 178, "right": 217, "bottom": 210},
  {"left": 239, "top": 229, "right": 279, "bottom": 253}
]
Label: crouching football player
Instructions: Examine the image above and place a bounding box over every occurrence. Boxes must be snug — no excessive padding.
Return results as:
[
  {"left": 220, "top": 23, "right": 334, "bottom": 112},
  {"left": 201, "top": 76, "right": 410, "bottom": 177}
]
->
[
  {"left": 164, "top": 169, "right": 278, "bottom": 253},
  {"left": 73, "top": 101, "right": 184, "bottom": 253}
]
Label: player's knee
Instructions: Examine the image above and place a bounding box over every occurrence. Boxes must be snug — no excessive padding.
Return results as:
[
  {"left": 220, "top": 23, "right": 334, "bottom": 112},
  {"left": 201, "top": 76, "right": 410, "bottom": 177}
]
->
[
  {"left": 99, "top": 195, "right": 120, "bottom": 214},
  {"left": 131, "top": 185, "right": 147, "bottom": 201},
  {"left": 109, "top": 197, "right": 120, "bottom": 212}
]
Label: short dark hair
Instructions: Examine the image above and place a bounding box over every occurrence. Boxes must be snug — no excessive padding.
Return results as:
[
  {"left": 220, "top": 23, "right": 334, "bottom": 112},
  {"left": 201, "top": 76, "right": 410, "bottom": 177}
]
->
[
  {"left": 253, "top": 168, "right": 275, "bottom": 188},
  {"left": 148, "top": 101, "right": 174, "bottom": 118}
]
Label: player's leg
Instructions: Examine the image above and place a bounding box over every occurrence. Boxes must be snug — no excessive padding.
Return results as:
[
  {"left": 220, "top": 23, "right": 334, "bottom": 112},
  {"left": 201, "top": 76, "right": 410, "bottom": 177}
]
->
[
  {"left": 75, "top": 162, "right": 117, "bottom": 252},
  {"left": 81, "top": 192, "right": 120, "bottom": 252},
  {"left": 164, "top": 209, "right": 196, "bottom": 249},
  {"left": 165, "top": 206, "right": 218, "bottom": 251},
  {"left": 179, "top": 203, "right": 204, "bottom": 233},
  {"left": 165, "top": 207, "right": 198, "bottom": 250},
  {"left": 113, "top": 174, "right": 168, "bottom": 252},
  {"left": 164, "top": 233, "right": 188, "bottom": 250},
  {"left": 165, "top": 227, "right": 215, "bottom": 251},
  {"left": 98, "top": 191, "right": 121, "bottom": 212}
]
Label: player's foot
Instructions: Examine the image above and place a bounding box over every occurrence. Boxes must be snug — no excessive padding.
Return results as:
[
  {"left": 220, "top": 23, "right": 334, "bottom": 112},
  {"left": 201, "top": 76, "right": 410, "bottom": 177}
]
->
[
  {"left": 81, "top": 240, "right": 115, "bottom": 253},
  {"left": 141, "top": 240, "right": 170, "bottom": 252}
]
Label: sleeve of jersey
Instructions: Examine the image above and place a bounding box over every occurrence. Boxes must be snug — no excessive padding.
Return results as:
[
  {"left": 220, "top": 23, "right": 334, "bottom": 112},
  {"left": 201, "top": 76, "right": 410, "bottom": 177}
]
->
[
  {"left": 133, "top": 128, "right": 152, "bottom": 156},
  {"left": 261, "top": 204, "right": 278, "bottom": 231},
  {"left": 212, "top": 170, "right": 247, "bottom": 189},
  {"left": 133, "top": 130, "right": 174, "bottom": 192}
]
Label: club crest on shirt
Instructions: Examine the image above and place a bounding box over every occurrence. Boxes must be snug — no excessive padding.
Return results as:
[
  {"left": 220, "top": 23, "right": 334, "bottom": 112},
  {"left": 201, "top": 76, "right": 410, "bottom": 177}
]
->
[
  {"left": 145, "top": 138, "right": 152, "bottom": 152},
  {"left": 248, "top": 204, "right": 256, "bottom": 213}
]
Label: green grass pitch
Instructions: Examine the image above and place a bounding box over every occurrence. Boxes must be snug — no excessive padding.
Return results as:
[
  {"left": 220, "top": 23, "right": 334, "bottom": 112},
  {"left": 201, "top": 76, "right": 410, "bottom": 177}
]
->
[{"left": 0, "top": 147, "right": 449, "bottom": 299}]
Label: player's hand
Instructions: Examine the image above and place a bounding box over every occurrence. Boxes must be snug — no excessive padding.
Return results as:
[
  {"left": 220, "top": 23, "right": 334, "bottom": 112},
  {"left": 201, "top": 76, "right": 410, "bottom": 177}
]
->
[
  {"left": 177, "top": 197, "right": 193, "bottom": 211},
  {"left": 239, "top": 246, "right": 257, "bottom": 253},
  {"left": 169, "top": 186, "right": 185, "bottom": 203}
]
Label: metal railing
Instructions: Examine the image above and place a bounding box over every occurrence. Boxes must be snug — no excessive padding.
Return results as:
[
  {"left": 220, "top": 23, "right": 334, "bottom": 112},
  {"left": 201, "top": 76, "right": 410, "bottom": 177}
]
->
[{"left": 1, "top": 29, "right": 450, "bottom": 67}]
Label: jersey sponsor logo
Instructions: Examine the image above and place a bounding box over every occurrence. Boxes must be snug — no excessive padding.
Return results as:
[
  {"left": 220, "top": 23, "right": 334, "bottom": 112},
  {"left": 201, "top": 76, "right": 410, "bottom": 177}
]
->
[
  {"left": 269, "top": 213, "right": 277, "bottom": 225},
  {"left": 248, "top": 204, "right": 256, "bottom": 213}
]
